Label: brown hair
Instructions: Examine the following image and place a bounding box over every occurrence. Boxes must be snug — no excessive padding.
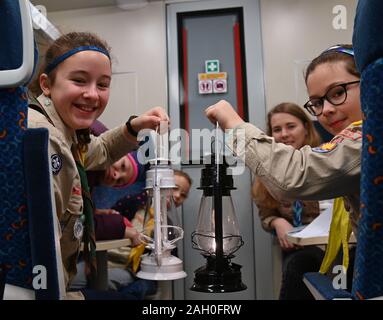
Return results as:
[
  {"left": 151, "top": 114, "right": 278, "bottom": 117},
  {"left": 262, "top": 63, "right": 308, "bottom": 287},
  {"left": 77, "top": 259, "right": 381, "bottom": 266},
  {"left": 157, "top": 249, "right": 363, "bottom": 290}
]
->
[
  {"left": 304, "top": 44, "right": 360, "bottom": 83},
  {"left": 29, "top": 32, "right": 111, "bottom": 96},
  {"left": 252, "top": 102, "right": 321, "bottom": 208}
]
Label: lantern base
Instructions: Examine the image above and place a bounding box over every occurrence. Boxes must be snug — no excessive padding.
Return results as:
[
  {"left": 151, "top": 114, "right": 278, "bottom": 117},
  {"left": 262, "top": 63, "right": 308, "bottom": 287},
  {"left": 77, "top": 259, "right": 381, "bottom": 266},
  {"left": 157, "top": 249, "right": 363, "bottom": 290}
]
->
[
  {"left": 190, "top": 256, "right": 247, "bottom": 293},
  {"left": 137, "top": 253, "right": 187, "bottom": 281}
]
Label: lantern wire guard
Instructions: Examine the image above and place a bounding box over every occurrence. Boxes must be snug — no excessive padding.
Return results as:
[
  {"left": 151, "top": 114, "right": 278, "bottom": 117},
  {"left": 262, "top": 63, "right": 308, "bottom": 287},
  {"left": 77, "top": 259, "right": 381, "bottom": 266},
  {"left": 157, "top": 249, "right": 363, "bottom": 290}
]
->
[{"left": 136, "top": 125, "right": 187, "bottom": 280}]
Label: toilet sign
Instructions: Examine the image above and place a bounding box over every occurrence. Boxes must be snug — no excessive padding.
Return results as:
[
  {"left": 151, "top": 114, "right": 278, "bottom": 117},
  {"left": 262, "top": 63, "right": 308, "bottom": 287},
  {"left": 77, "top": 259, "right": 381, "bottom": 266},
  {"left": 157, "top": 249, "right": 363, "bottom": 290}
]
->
[
  {"left": 199, "top": 79, "right": 213, "bottom": 94},
  {"left": 198, "top": 60, "right": 227, "bottom": 94}
]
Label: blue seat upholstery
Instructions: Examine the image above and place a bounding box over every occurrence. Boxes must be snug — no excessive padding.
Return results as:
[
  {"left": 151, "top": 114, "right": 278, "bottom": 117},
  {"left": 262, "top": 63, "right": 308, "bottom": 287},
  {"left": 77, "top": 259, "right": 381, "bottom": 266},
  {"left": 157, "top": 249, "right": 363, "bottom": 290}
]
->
[
  {"left": 23, "top": 129, "right": 65, "bottom": 299},
  {"left": 304, "top": 0, "right": 383, "bottom": 300},
  {"left": 351, "top": 58, "right": 383, "bottom": 300},
  {"left": 352, "top": 0, "right": 383, "bottom": 74},
  {"left": 0, "top": 1, "right": 23, "bottom": 70},
  {"left": 0, "top": 0, "right": 64, "bottom": 300},
  {"left": 351, "top": 0, "right": 383, "bottom": 301},
  {"left": 0, "top": 87, "right": 32, "bottom": 292},
  {"left": 303, "top": 273, "right": 352, "bottom": 300}
]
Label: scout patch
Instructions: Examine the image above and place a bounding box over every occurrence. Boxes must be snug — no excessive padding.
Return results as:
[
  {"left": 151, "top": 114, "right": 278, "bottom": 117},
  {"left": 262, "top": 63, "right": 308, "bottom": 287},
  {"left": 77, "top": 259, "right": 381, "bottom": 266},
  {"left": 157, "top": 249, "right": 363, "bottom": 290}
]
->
[
  {"left": 338, "top": 126, "right": 362, "bottom": 141},
  {"left": 312, "top": 142, "right": 338, "bottom": 153},
  {"left": 331, "top": 136, "right": 344, "bottom": 144},
  {"left": 73, "top": 217, "right": 84, "bottom": 240},
  {"left": 51, "top": 154, "right": 62, "bottom": 175}
]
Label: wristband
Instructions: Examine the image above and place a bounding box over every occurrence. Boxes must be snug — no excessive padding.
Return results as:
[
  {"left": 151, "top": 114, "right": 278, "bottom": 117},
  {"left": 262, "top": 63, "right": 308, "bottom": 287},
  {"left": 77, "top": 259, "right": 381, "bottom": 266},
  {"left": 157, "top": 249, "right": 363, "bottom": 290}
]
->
[{"left": 126, "top": 115, "right": 138, "bottom": 137}]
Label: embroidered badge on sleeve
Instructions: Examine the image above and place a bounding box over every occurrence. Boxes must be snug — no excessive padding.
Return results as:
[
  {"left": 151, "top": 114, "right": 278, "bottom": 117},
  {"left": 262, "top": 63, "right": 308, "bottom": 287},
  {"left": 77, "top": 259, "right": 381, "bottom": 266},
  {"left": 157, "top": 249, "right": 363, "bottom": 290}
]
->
[
  {"left": 312, "top": 142, "right": 338, "bottom": 153},
  {"left": 338, "top": 127, "right": 362, "bottom": 141},
  {"left": 51, "top": 154, "right": 63, "bottom": 175},
  {"left": 73, "top": 217, "right": 84, "bottom": 240}
]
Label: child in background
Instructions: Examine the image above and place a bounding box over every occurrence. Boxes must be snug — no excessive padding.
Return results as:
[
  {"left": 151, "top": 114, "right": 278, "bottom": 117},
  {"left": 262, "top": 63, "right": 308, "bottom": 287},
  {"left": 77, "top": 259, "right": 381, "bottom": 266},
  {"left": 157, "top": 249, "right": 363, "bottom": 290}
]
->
[{"left": 107, "top": 170, "right": 192, "bottom": 299}]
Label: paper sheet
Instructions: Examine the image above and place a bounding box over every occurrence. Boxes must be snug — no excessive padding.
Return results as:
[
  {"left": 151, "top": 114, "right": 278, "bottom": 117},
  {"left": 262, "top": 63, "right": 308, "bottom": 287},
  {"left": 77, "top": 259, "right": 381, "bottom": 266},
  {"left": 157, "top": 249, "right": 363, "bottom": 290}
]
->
[{"left": 289, "top": 200, "right": 333, "bottom": 239}]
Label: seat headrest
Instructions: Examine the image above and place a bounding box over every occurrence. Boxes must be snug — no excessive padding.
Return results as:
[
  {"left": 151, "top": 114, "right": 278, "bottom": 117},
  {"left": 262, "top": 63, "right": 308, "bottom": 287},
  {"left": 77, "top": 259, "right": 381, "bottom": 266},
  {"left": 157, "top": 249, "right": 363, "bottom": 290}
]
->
[
  {"left": 353, "top": 0, "right": 383, "bottom": 72},
  {"left": 0, "top": 1, "right": 23, "bottom": 71},
  {"left": 0, "top": 0, "right": 38, "bottom": 86}
]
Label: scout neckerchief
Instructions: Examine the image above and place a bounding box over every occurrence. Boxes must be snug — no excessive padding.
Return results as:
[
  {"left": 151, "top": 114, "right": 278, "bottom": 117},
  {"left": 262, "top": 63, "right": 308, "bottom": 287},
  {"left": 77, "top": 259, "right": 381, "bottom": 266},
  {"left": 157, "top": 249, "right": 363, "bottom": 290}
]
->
[
  {"left": 293, "top": 200, "right": 303, "bottom": 227},
  {"left": 319, "top": 197, "right": 352, "bottom": 274},
  {"left": 127, "top": 207, "right": 154, "bottom": 273},
  {"left": 73, "top": 143, "right": 97, "bottom": 279}
]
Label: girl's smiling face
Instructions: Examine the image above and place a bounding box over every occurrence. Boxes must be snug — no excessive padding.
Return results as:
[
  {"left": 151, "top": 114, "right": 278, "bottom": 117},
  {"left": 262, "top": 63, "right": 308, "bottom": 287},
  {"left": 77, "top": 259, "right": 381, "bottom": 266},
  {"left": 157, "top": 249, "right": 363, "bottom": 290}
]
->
[
  {"left": 40, "top": 50, "right": 112, "bottom": 130},
  {"left": 270, "top": 112, "right": 308, "bottom": 149},
  {"left": 306, "top": 62, "right": 362, "bottom": 135}
]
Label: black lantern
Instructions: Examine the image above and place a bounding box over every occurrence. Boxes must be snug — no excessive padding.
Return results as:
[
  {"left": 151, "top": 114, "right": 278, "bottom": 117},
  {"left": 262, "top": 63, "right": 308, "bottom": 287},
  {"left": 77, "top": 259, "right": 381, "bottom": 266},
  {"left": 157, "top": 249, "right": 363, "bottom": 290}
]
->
[{"left": 191, "top": 153, "right": 246, "bottom": 293}]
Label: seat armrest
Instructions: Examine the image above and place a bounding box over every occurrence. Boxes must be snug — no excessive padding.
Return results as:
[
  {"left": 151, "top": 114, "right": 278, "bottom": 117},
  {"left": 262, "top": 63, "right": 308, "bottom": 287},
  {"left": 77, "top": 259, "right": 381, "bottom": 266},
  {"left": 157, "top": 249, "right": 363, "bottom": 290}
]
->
[{"left": 303, "top": 272, "right": 352, "bottom": 300}]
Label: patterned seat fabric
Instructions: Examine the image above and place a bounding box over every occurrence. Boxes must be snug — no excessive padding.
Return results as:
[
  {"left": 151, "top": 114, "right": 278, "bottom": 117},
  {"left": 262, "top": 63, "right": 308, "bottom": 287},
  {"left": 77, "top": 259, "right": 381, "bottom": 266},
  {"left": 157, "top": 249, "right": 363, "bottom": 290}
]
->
[
  {"left": 0, "top": 1, "right": 63, "bottom": 299},
  {"left": 351, "top": 0, "right": 383, "bottom": 300},
  {"left": 351, "top": 59, "right": 383, "bottom": 300},
  {"left": 0, "top": 87, "right": 31, "bottom": 290},
  {"left": 0, "top": 0, "right": 32, "bottom": 294}
]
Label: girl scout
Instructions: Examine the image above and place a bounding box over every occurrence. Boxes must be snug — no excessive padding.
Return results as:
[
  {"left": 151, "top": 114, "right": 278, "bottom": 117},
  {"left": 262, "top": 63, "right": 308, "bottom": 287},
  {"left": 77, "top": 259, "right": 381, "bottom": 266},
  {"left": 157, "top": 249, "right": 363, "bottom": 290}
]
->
[
  {"left": 205, "top": 45, "right": 362, "bottom": 235},
  {"left": 28, "top": 32, "right": 168, "bottom": 299}
]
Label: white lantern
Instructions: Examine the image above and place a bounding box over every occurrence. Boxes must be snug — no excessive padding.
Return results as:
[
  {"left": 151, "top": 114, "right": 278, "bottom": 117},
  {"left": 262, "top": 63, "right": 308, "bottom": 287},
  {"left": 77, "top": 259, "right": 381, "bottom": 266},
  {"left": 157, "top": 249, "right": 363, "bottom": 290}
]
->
[{"left": 136, "top": 157, "right": 187, "bottom": 281}]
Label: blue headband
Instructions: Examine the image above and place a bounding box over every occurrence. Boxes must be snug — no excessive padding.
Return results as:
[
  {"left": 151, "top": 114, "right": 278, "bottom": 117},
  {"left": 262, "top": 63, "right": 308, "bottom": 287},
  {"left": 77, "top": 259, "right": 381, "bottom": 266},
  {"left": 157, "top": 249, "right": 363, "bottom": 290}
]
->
[
  {"left": 45, "top": 45, "right": 110, "bottom": 74},
  {"left": 321, "top": 45, "right": 354, "bottom": 56}
]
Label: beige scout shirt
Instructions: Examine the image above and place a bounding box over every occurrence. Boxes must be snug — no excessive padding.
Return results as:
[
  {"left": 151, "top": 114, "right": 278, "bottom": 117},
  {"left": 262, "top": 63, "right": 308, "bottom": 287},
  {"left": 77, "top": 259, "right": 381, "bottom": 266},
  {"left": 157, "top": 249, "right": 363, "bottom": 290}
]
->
[
  {"left": 28, "top": 95, "right": 137, "bottom": 298},
  {"left": 228, "top": 121, "right": 362, "bottom": 234}
]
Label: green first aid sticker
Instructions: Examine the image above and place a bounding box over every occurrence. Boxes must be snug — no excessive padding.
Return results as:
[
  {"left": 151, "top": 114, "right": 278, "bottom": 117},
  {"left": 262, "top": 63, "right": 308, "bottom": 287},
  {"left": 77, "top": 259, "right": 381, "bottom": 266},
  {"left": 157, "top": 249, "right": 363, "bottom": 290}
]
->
[{"left": 205, "top": 60, "right": 220, "bottom": 73}]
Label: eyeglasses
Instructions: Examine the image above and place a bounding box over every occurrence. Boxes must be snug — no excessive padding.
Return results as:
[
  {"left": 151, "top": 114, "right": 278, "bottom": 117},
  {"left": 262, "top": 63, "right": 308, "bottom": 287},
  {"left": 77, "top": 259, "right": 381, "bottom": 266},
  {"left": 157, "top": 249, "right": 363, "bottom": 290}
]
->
[{"left": 303, "top": 80, "right": 360, "bottom": 116}]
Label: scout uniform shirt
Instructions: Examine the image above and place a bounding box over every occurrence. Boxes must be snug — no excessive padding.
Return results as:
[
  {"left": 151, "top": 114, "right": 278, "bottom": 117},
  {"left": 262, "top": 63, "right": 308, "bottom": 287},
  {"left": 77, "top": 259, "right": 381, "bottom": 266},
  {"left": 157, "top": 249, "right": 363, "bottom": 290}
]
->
[
  {"left": 28, "top": 94, "right": 136, "bottom": 298},
  {"left": 228, "top": 121, "right": 362, "bottom": 234}
]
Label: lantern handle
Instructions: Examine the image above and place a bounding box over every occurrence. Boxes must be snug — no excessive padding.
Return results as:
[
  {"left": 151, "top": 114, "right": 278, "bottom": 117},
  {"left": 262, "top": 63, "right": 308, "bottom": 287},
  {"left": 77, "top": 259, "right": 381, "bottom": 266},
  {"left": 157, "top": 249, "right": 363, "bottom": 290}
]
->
[{"left": 163, "top": 225, "right": 184, "bottom": 247}]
